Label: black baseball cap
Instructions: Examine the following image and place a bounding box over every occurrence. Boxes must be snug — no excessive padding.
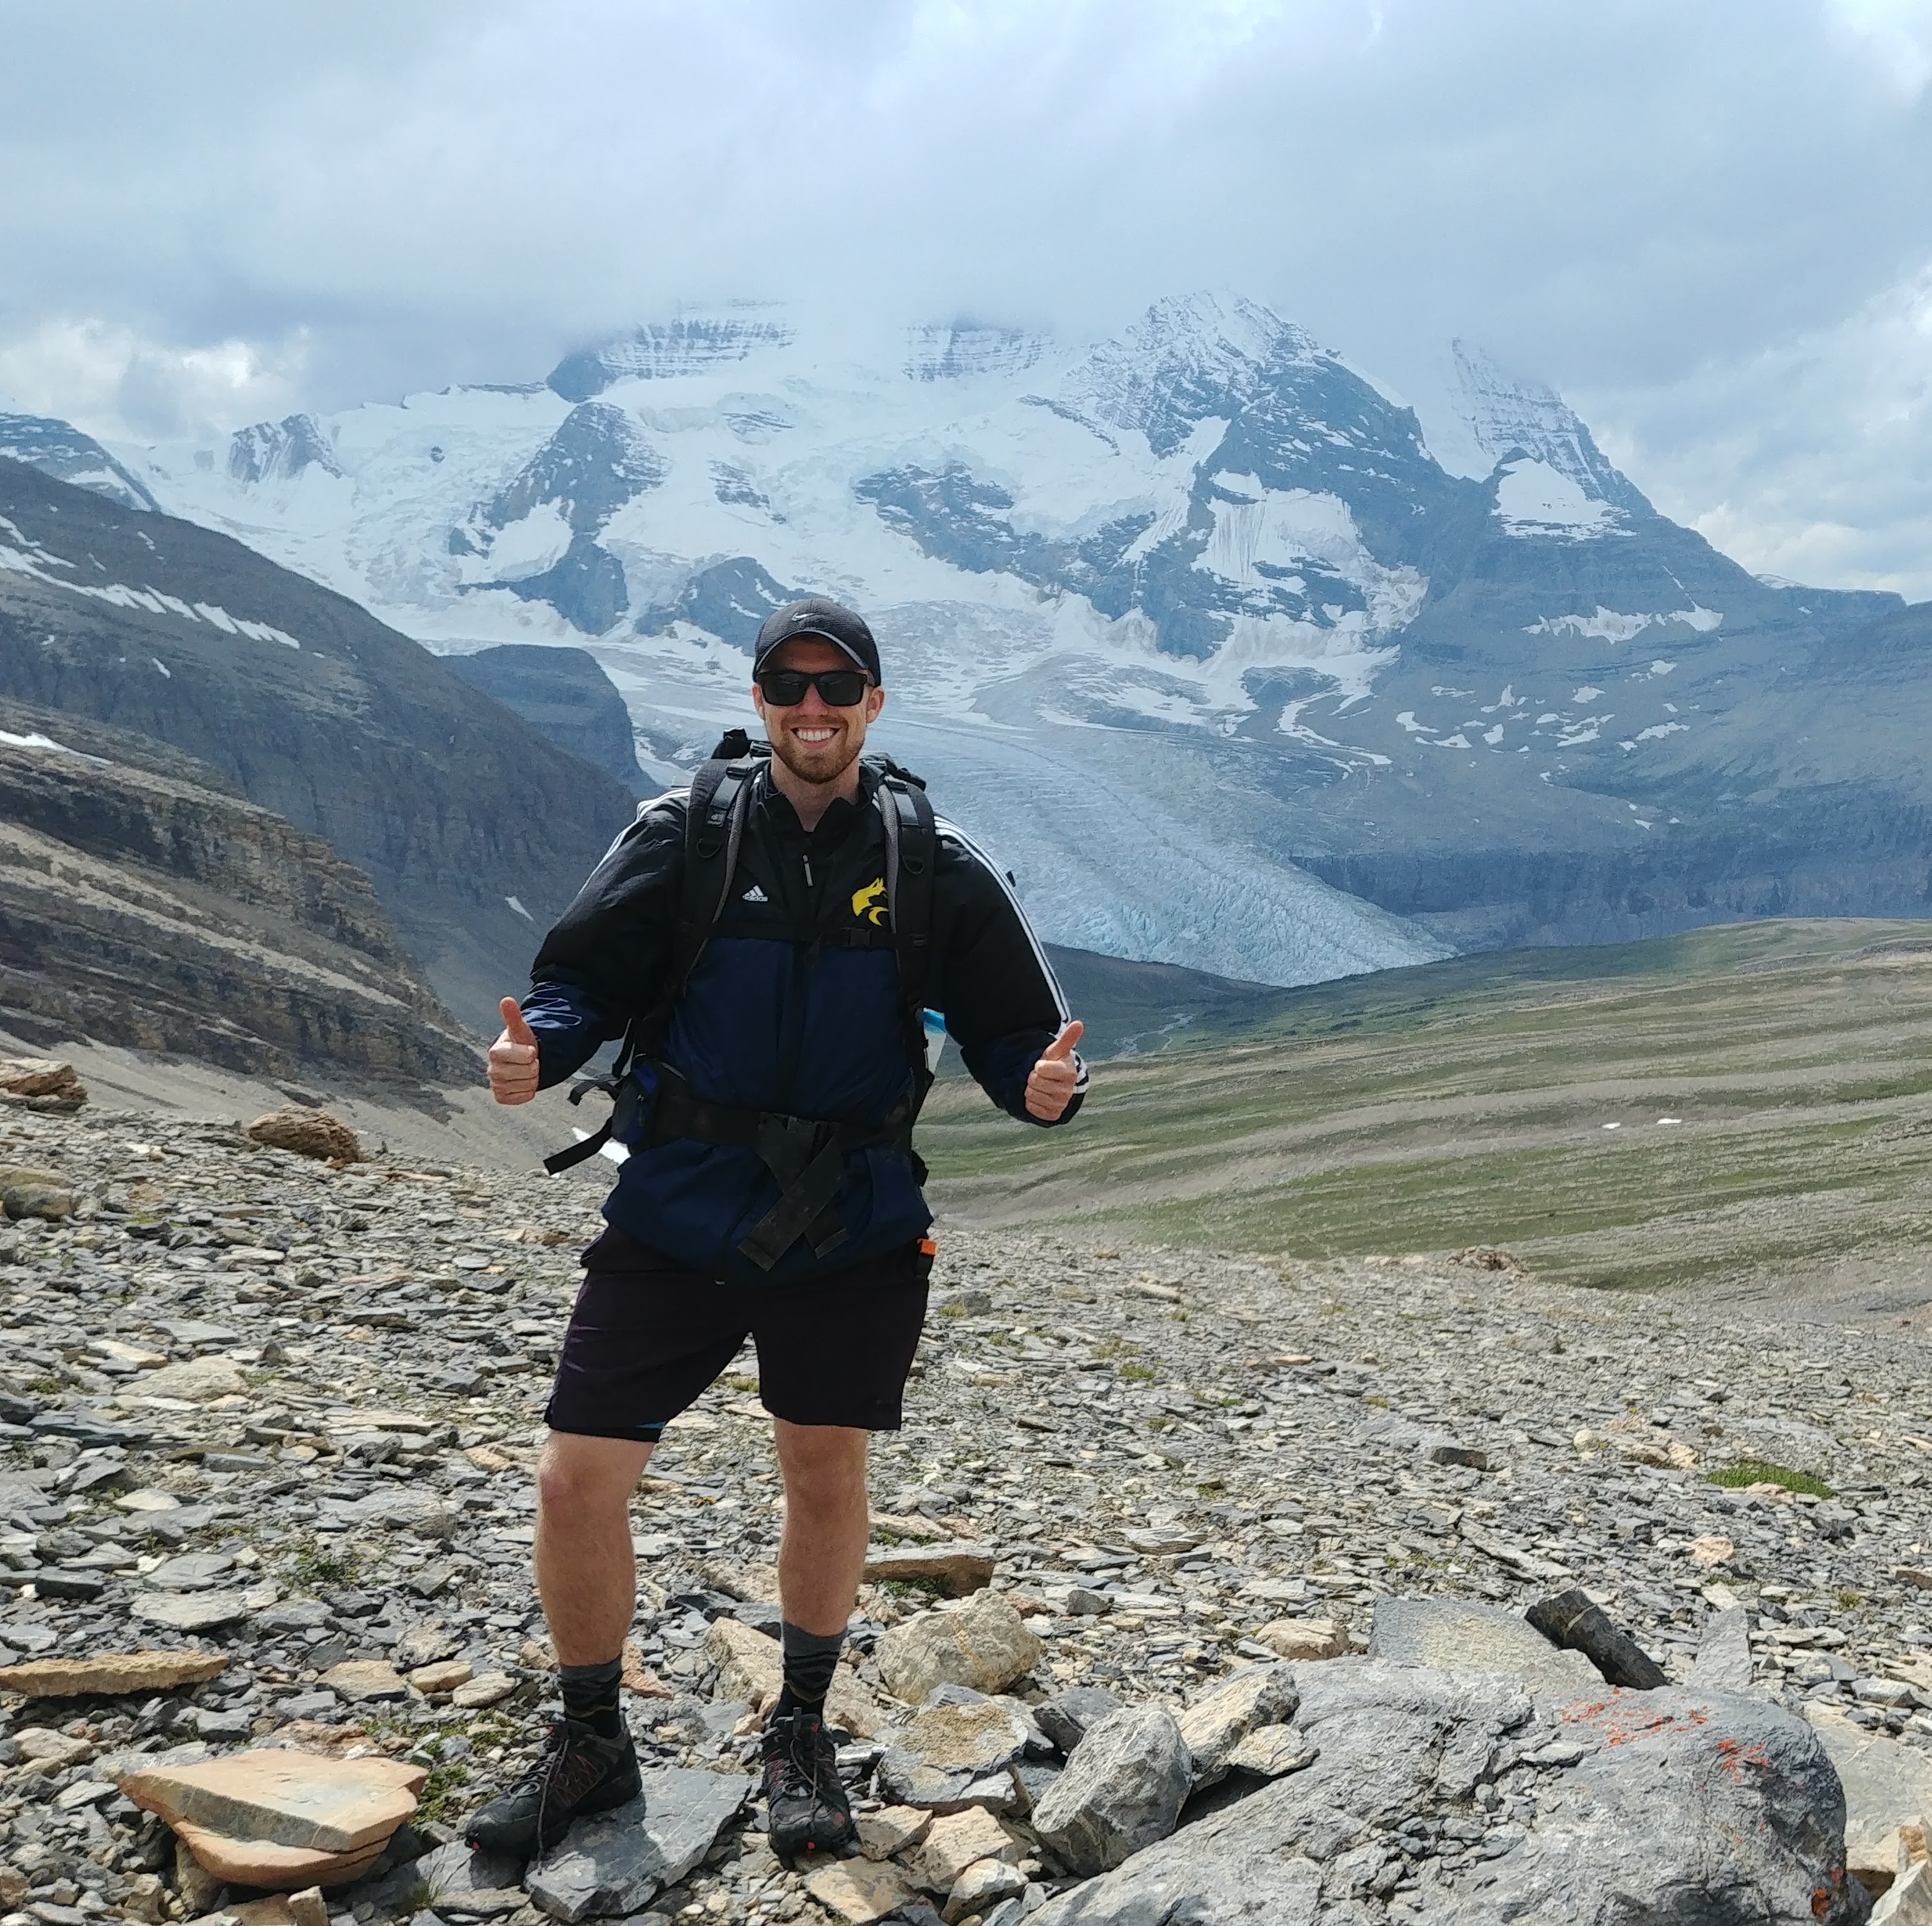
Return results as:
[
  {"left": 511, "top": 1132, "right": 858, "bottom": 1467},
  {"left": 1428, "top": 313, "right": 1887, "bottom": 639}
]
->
[{"left": 753, "top": 598, "right": 881, "bottom": 683}]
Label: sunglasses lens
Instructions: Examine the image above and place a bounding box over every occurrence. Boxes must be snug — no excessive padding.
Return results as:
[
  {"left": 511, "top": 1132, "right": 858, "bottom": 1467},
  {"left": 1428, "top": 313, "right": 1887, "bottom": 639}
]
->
[{"left": 758, "top": 669, "right": 869, "bottom": 706}]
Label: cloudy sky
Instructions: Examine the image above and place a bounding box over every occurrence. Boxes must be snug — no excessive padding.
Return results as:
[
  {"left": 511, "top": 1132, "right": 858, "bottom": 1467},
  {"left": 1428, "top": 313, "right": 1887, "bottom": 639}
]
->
[{"left": 3, "top": 0, "right": 1928, "bottom": 593}]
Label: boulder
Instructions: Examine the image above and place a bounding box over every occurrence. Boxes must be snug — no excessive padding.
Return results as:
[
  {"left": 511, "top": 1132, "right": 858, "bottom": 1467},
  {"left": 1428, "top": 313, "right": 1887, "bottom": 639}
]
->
[
  {"left": 910, "top": 1807, "right": 1024, "bottom": 1893},
  {"left": 0, "top": 1058, "right": 85, "bottom": 1103},
  {"left": 877, "top": 1591, "right": 1042, "bottom": 1705},
  {"left": 1221, "top": 1724, "right": 1317, "bottom": 1777},
  {"left": 878, "top": 1700, "right": 1035, "bottom": 1811},
  {"left": 0, "top": 1165, "right": 78, "bottom": 1220},
  {"left": 246, "top": 1107, "right": 363, "bottom": 1164},
  {"left": 524, "top": 1770, "right": 752, "bottom": 1922},
  {"left": 1253, "top": 1617, "right": 1349, "bottom": 1662},
  {"left": 863, "top": 1543, "right": 998, "bottom": 1596},
  {"left": 1810, "top": 1705, "right": 1932, "bottom": 1899},
  {"left": 0, "top": 1649, "right": 227, "bottom": 1696},
  {"left": 1026, "top": 1665, "right": 1866, "bottom": 1926},
  {"left": 1176, "top": 1662, "right": 1300, "bottom": 1788},
  {"left": 139, "top": 1356, "right": 248, "bottom": 1403},
  {"left": 1028, "top": 1704, "right": 1192, "bottom": 1877},
  {"left": 1369, "top": 1595, "right": 1601, "bottom": 1694}
]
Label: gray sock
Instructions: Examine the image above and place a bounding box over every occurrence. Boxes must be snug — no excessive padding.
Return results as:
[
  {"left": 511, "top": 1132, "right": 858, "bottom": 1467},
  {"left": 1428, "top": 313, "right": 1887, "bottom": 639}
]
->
[{"left": 777, "top": 1622, "right": 845, "bottom": 1714}]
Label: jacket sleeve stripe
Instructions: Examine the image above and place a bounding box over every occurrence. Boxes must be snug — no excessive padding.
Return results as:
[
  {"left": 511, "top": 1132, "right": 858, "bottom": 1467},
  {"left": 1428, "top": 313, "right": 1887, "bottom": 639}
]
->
[{"left": 933, "top": 814, "right": 1073, "bottom": 1027}]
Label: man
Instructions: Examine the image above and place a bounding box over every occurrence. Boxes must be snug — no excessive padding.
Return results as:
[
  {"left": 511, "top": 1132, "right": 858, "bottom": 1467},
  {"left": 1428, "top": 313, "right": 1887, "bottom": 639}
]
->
[{"left": 468, "top": 597, "right": 1084, "bottom": 1864}]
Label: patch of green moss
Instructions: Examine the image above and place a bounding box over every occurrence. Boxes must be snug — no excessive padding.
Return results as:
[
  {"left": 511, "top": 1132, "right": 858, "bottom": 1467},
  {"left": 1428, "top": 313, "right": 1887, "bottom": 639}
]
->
[{"left": 1707, "top": 1457, "right": 1833, "bottom": 1498}]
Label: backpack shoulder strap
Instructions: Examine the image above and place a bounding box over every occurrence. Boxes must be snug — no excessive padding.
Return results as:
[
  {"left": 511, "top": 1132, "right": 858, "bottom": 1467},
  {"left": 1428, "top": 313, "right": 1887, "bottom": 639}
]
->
[
  {"left": 876, "top": 769, "right": 938, "bottom": 1096},
  {"left": 630, "top": 736, "right": 765, "bottom": 1060}
]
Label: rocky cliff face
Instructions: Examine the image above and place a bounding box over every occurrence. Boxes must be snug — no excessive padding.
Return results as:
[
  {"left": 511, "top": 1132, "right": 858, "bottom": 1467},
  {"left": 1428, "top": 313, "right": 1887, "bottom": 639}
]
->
[
  {"left": 443, "top": 644, "right": 646, "bottom": 792},
  {"left": 0, "top": 699, "right": 479, "bottom": 1088},
  {"left": 0, "top": 460, "right": 637, "bottom": 1028}
]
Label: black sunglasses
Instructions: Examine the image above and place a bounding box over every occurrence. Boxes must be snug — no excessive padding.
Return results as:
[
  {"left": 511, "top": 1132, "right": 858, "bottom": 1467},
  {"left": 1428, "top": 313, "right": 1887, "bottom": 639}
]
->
[{"left": 756, "top": 667, "right": 873, "bottom": 707}]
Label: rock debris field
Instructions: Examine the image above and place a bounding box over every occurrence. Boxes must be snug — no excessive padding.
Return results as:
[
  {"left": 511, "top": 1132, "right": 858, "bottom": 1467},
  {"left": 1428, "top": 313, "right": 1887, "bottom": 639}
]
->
[{"left": 4, "top": 1097, "right": 1932, "bottom": 1924}]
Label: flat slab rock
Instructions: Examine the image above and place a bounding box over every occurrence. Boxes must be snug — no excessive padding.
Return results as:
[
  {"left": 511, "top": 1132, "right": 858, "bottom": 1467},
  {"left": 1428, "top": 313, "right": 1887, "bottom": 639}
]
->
[
  {"left": 1027, "top": 1662, "right": 1867, "bottom": 1926},
  {"left": 524, "top": 1769, "right": 753, "bottom": 1923},
  {"left": 117, "top": 1751, "right": 428, "bottom": 1854},
  {"left": 0, "top": 1649, "right": 227, "bottom": 1696},
  {"left": 1368, "top": 1595, "right": 1602, "bottom": 1695}
]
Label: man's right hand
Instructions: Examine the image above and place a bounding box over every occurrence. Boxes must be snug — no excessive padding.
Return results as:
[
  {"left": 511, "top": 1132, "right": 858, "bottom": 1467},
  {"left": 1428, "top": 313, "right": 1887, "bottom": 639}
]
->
[{"left": 489, "top": 997, "right": 540, "bottom": 1106}]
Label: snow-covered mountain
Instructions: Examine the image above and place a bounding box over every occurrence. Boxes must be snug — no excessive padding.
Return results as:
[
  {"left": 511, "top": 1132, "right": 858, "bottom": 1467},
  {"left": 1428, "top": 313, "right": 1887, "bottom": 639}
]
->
[{"left": 22, "top": 293, "right": 1920, "bottom": 984}]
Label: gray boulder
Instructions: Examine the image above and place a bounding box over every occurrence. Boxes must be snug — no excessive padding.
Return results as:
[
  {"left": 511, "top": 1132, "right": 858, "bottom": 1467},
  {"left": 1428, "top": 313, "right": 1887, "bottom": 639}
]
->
[
  {"left": 1027, "top": 1663, "right": 1865, "bottom": 1926},
  {"left": 1370, "top": 1596, "right": 1600, "bottom": 1695},
  {"left": 1029, "top": 1704, "right": 1192, "bottom": 1877},
  {"left": 1691, "top": 1604, "right": 1757, "bottom": 1695},
  {"left": 1176, "top": 1662, "right": 1300, "bottom": 1789}
]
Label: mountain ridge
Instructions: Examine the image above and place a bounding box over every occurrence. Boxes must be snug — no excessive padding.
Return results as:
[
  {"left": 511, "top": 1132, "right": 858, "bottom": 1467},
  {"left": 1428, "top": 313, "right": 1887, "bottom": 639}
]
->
[{"left": 13, "top": 293, "right": 1925, "bottom": 986}]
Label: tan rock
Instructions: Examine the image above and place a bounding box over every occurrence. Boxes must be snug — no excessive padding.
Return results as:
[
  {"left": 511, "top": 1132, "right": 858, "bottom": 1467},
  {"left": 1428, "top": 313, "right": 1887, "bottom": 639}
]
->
[
  {"left": 1689, "top": 1535, "right": 1737, "bottom": 1569},
  {"left": 701, "top": 1617, "right": 891, "bottom": 1736},
  {"left": 0, "top": 1649, "right": 228, "bottom": 1698},
  {"left": 450, "top": 1672, "right": 518, "bottom": 1710},
  {"left": 0, "top": 1058, "right": 83, "bottom": 1101},
  {"left": 898, "top": 1701, "right": 1032, "bottom": 1775},
  {"left": 855, "top": 1804, "right": 932, "bottom": 1862},
  {"left": 117, "top": 1748, "right": 426, "bottom": 1853},
  {"left": 175, "top": 1837, "right": 224, "bottom": 1914},
  {"left": 1223, "top": 1723, "right": 1318, "bottom": 1777},
  {"left": 15, "top": 1728, "right": 96, "bottom": 1767},
  {"left": 877, "top": 1591, "right": 1042, "bottom": 1705},
  {"left": 406, "top": 1660, "right": 472, "bottom": 1695},
  {"left": 175, "top": 1821, "right": 387, "bottom": 1891},
  {"left": 0, "top": 1867, "right": 27, "bottom": 1907},
  {"left": 319, "top": 1661, "right": 408, "bottom": 1703},
  {"left": 911, "top": 1807, "right": 1022, "bottom": 1893},
  {"left": 804, "top": 1858, "right": 920, "bottom": 1924},
  {"left": 943, "top": 1857, "right": 1028, "bottom": 1924},
  {"left": 245, "top": 1107, "right": 362, "bottom": 1164},
  {"left": 0, "top": 1166, "right": 78, "bottom": 1220},
  {"left": 140, "top": 1356, "right": 249, "bottom": 1403},
  {"left": 118, "top": 1487, "right": 185, "bottom": 1512},
  {"left": 863, "top": 1543, "right": 998, "bottom": 1597},
  {"left": 1253, "top": 1617, "right": 1349, "bottom": 1662},
  {"left": 212, "top": 1888, "right": 329, "bottom": 1926}
]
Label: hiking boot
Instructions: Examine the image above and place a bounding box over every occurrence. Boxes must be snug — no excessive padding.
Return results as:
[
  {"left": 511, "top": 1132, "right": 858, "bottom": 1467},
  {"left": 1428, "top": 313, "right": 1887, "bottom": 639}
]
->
[
  {"left": 464, "top": 1715, "right": 641, "bottom": 1857},
  {"left": 761, "top": 1706, "right": 855, "bottom": 1861}
]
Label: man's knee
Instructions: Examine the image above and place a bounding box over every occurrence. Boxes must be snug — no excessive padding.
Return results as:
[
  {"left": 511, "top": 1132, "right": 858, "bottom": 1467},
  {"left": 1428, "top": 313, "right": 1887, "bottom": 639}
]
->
[
  {"left": 536, "top": 1435, "right": 649, "bottom": 1525},
  {"left": 777, "top": 1423, "right": 869, "bottom": 1512}
]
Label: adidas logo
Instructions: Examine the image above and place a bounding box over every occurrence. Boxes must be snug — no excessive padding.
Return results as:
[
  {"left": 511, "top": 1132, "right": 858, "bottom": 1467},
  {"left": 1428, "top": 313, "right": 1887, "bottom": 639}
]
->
[{"left": 740, "top": 884, "right": 769, "bottom": 904}]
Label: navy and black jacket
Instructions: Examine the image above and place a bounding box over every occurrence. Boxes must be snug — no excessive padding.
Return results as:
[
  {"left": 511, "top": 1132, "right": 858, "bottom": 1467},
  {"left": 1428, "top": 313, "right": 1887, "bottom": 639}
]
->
[{"left": 521, "top": 762, "right": 1085, "bottom": 1286}]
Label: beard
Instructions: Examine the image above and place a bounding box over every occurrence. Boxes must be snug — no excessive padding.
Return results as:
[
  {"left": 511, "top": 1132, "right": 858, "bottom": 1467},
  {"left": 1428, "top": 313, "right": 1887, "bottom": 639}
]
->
[{"left": 768, "top": 714, "right": 865, "bottom": 786}]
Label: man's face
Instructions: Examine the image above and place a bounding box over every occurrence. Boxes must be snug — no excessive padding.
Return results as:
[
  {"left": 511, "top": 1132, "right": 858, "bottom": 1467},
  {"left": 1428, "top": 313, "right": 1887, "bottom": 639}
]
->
[{"left": 751, "top": 636, "right": 886, "bottom": 787}]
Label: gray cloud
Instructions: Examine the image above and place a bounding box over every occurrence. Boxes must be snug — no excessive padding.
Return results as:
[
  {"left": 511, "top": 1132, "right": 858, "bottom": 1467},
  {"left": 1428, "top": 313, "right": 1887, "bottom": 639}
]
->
[{"left": 2, "top": 0, "right": 1928, "bottom": 590}]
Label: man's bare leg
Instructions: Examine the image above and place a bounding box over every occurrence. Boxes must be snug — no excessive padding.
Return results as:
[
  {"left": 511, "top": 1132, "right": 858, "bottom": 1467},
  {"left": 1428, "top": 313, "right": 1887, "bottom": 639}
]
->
[
  {"left": 763, "top": 1420, "right": 869, "bottom": 1858},
  {"left": 773, "top": 1420, "right": 871, "bottom": 1636},
  {"left": 466, "top": 1432, "right": 652, "bottom": 1854},
  {"left": 534, "top": 1432, "right": 654, "bottom": 1663}
]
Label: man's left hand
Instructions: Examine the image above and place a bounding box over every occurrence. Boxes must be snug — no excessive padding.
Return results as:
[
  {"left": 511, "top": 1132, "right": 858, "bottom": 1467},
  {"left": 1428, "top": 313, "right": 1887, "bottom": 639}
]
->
[{"left": 1026, "top": 1020, "right": 1084, "bottom": 1121}]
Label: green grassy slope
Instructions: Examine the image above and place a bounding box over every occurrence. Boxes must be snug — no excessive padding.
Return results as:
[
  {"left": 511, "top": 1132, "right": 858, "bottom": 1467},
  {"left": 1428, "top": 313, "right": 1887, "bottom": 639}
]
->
[{"left": 920, "top": 918, "right": 1932, "bottom": 1295}]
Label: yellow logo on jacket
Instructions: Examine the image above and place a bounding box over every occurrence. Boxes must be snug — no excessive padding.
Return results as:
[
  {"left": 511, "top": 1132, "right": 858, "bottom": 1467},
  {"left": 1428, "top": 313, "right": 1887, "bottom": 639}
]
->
[{"left": 851, "top": 878, "right": 888, "bottom": 926}]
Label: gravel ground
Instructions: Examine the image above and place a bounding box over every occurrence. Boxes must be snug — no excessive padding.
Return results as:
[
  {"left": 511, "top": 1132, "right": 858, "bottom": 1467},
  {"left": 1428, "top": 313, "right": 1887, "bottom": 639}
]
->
[{"left": 2, "top": 1100, "right": 1930, "bottom": 1924}]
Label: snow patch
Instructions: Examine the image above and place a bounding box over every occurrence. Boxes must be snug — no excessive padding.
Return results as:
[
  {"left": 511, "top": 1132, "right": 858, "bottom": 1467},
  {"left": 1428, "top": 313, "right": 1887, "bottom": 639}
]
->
[{"left": 1494, "top": 459, "right": 1618, "bottom": 538}]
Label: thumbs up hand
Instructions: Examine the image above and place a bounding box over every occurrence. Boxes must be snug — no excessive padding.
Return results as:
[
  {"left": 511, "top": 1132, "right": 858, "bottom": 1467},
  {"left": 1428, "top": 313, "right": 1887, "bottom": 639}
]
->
[
  {"left": 1025, "top": 1019, "right": 1085, "bottom": 1122},
  {"left": 488, "top": 996, "right": 541, "bottom": 1106}
]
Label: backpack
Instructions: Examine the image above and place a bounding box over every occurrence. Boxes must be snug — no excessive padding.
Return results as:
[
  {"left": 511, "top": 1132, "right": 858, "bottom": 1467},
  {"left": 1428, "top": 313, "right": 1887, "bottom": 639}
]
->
[{"left": 543, "top": 730, "right": 939, "bottom": 1268}]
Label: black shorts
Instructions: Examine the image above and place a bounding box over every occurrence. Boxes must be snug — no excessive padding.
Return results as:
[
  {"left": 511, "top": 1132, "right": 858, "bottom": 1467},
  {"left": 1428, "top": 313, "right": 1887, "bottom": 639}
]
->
[{"left": 543, "top": 1226, "right": 931, "bottom": 1441}]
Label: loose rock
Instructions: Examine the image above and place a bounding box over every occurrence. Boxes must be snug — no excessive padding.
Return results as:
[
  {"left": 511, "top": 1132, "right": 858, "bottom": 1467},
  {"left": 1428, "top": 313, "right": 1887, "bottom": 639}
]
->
[
  {"left": 877, "top": 1590, "right": 1043, "bottom": 1704},
  {"left": 1028, "top": 1704, "right": 1192, "bottom": 1877},
  {"left": 245, "top": 1107, "right": 362, "bottom": 1162},
  {"left": 0, "top": 1648, "right": 227, "bottom": 1696}
]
